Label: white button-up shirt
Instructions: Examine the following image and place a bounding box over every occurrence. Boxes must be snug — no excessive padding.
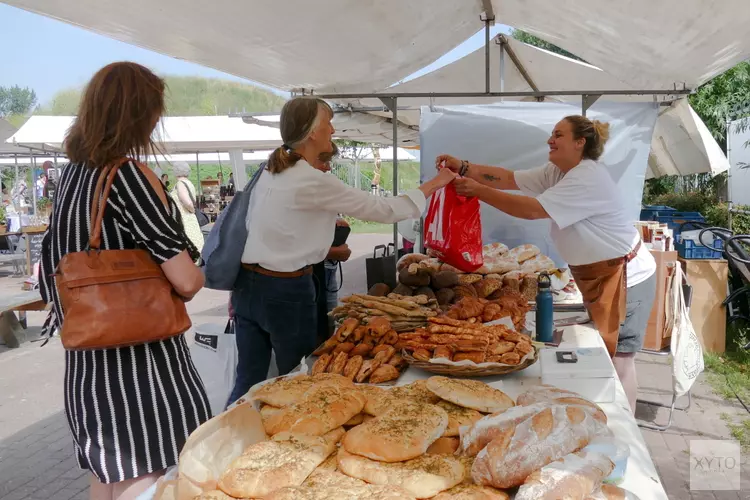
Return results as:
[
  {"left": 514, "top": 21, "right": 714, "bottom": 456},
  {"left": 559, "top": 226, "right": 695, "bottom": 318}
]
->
[{"left": 242, "top": 160, "right": 425, "bottom": 272}]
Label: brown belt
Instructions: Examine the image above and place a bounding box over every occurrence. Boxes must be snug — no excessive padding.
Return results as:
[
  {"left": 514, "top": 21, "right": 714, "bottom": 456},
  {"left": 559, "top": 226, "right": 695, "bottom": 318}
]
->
[{"left": 242, "top": 263, "right": 313, "bottom": 278}]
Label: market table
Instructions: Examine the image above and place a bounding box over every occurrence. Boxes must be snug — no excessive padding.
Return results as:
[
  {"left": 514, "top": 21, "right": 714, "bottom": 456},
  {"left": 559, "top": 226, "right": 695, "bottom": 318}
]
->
[{"left": 301, "top": 311, "right": 667, "bottom": 499}]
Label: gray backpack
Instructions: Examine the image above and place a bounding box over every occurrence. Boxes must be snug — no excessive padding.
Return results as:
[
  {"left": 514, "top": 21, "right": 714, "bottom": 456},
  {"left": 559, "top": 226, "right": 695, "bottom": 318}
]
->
[{"left": 201, "top": 165, "right": 265, "bottom": 290}]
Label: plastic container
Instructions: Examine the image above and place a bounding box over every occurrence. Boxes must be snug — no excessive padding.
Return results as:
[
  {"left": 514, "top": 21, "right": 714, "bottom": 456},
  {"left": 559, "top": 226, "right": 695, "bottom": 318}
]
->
[
  {"left": 535, "top": 273, "right": 554, "bottom": 343},
  {"left": 583, "top": 437, "right": 631, "bottom": 484},
  {"left": 675, "top": 238, "right": 724, "bottom": 259},
  {"left": 653, "top": 212, "right": 706, "bottom": 236},
  {"left": 640, "top": 205, "right": 676, "bottom": 221}
]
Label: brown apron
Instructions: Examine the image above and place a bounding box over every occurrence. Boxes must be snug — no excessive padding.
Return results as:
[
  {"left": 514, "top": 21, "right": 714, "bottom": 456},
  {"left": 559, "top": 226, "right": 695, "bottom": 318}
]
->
[{"left": 569, "top": 241, "right": 641, "bottom": 357}]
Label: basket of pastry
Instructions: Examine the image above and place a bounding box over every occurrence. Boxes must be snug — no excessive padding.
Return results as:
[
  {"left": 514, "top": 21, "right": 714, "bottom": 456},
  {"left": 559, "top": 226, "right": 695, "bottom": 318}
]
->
[
  {"left": 311, "top": 316, "right": 408, "bottom": 385},
  {"left": 399, "top": 314, "right": 538, "bottom": 377},
  {"left": 330, "top": 293, "right": 440, "bottom": 333}
]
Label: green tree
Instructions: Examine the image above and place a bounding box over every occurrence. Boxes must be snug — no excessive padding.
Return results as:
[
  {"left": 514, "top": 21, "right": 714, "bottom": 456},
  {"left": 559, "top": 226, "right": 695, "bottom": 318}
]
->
[
  {"left": 0, "top": 85, "right": 37, "bottom": 117},
  {"left": 688, "top": 61, "right": 750, "bottom": 150},
  {"left": 37, "top": 76, "right": 286, "bottom": 116},
  {"left": 511, "top": 30, "right": 585, "bottom": 62}
]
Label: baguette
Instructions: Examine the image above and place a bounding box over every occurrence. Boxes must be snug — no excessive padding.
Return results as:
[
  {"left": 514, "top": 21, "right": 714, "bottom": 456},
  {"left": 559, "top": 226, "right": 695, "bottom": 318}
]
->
[
  {"left": 515, "top": 451, "right": 614, "bottom": 500},
  {"left": 471, "top": 406, "right": 608, "bottom": 488}
]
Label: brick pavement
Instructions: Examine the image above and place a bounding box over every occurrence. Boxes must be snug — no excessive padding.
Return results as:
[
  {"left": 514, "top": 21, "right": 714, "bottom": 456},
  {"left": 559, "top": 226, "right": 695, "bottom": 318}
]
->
[{"left": 1, "top": 234, "right": 748, "bottom": 499}]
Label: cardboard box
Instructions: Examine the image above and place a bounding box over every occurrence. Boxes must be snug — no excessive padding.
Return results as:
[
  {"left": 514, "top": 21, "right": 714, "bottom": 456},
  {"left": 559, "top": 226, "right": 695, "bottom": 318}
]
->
[
  {"left": 644, "top": 250, "right": 678, "bottom": 351},
  {"left": 679, "top": 258, "right": 728, "bottom": 353},
  {"left": 540, "top": 347, "right": 616, "bottom": 403}
]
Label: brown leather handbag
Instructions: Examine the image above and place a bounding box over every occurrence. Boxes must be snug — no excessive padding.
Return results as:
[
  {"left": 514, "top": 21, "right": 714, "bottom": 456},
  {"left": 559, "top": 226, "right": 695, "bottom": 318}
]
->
[{"left": 56, "top": 158, "right": 192, "bottom": 350}]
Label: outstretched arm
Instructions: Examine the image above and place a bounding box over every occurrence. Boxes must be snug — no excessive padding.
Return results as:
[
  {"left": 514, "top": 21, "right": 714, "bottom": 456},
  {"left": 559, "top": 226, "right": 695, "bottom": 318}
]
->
[
  {"left": 454, "top": 177, "right": 549, "bottom": 221},
  {"left": 435, "top": 154, "right": 518, "bottom": 190}
]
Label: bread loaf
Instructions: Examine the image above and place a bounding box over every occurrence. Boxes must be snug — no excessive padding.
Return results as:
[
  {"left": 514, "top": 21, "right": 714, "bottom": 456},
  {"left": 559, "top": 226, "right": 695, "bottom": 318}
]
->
[
  {"left": 436, "top": 400, "right": 483, "bottom": 437},
  {"left": 515, "top": 450, "right": 614, "bottom": 500},
  {"left": 303, "top": 468, "right": 367, "bottom": 489},
  {"left": 431, "top": 483, "right": 510, "bottom": 500},
  {"left": 458, "top": 402, "right": 551, "bottom": 457},
  {"left": 585, "top": 484, "right": 640, "bottom": 500},
  {"left": 517, "top": 386, "right": 607, "bottom": 423},
  {"left": 264, "top": 385, "right": 365, "bottom": 436},
  {"left": 426, "top": 437, "right": 460, "bottom": 455},
  {"left": 194, "top": 491, "right": 233, "bottom": 500},
  {"left": 507, "top": 244, "right": 541, "bottom": 263},
  {"left": 471, "top": 405, "right": 608, "bottom": 488},
  {"left": 252, "top": 375, "right": 315, "bottom": 407},
  {"left": 520, "top": 254, "right": 556, "bottom": 274},
  {"left": 218, "top": 429, "right": 343, "bottom": 498},
  {"left": 337, "top": 447, "right": 464, "bottom": 498},
  {"left": 343, "top": 402, "right": 448, "bottom": 462},
  {"left": 426, "top": 376, "right": 514, "bottom": 413}
]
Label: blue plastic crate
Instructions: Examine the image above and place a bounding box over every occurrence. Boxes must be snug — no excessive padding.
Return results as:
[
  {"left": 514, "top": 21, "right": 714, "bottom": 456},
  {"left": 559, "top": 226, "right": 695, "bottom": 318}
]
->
[
  {"left": 653, "top": 212, "right": 706, "bottom": 234},
  {"left": 640, "top": 205, "right": 676, "bottom": 221},
  {"left": 675, "top": 238, "right": 724, "bottom": 259}
]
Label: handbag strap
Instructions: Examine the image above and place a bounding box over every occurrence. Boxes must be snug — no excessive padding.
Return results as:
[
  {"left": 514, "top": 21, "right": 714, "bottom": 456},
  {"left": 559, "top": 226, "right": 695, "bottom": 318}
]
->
[
  {"left": 89, "top": 158, "right": 170, "bottom": 250},
  {"left": 179, "top": 179, "right": 199, "bottom": 209}
]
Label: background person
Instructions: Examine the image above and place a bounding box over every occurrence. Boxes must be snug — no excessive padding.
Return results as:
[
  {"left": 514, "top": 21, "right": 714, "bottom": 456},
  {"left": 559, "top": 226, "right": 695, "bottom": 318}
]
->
[
  {"left": 437, "top": 115, "right": 656, "bottom": 413},
  {"left": 170, "top": 161, "right": 204, "bottom": 255},
  {"left": 38, "top": 61, "right": 210, "bottom": 499},
  {"left": 227, "top": 96, "right": 456, "bottom": 404}
]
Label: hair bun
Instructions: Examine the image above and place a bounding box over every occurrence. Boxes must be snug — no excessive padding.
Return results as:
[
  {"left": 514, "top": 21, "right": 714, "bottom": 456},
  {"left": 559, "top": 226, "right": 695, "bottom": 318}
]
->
[{"left": 592, "top": 120, "right": 611, "bottom": 144}]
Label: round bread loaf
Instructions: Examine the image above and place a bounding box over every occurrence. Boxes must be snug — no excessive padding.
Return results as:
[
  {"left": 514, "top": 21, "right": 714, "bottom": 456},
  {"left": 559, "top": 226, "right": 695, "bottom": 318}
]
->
[{"left": 426, "top": 377, "right": 514, "bottom": 413}]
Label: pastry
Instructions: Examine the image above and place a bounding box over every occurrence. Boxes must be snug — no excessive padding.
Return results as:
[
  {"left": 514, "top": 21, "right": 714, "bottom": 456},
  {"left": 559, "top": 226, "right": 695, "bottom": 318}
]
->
[
  {"left": 369, "top": 365, "right": 401, "bottom": 384},
  {"left": 343, "top": 355, "right": 364, "bottom": 381}
]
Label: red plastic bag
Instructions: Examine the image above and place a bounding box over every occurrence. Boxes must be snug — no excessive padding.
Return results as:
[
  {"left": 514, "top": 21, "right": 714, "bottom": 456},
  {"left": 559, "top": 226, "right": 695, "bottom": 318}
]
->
[{"left": 423, "top": 183, "right": 483, "bottom": 273}]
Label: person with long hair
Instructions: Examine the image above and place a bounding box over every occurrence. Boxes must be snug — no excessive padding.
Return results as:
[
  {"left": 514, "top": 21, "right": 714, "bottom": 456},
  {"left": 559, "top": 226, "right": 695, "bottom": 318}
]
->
[
  {"left": 227, "top": 96, "right": 456, "bottom": 404},
  {"left": 39, "top": 62, "right": 211, "bottom": 499},
  {"left": 436, "top": 116, "right": 657, "bottom": 413}
]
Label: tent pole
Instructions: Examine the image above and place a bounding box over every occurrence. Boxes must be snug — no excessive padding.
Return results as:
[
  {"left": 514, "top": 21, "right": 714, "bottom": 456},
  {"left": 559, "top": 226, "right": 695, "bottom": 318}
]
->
[
  {"left": 499, "top": 40, "right": 505, "bottom": 100},
  {"left": 484, "top": 19, "right": 491, "bottom": 93},
  {"left": 195, "top": 151, "right": 202, "bottom": 195},
  {"left": 727, "top": 117, "right": 733, "bottom": 231},
  {"left": 30, "top": 150, "right": 37, "bottom": 217},
  {"left": 392, "top": 97, "right": 399, "bottom": 272}
]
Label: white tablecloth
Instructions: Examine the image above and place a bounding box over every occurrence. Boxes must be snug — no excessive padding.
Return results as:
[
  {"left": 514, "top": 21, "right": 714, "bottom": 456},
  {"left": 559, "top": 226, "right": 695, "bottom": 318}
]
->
[{"left": 397, "top": 312, "right": 667, "bottom": 500}]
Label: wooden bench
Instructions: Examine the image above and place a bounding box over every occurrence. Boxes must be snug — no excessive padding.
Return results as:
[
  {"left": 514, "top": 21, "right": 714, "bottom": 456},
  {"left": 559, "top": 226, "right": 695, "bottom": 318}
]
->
[{"left": 0, "top": 291, "right": 47, "bottom": 348}]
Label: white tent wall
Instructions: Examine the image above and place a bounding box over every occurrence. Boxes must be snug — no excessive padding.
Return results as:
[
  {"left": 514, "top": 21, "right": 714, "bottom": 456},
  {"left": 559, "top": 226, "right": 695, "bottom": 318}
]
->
[
  {"left": 727, "top": 119, "right": 750, "bottom": 206},
  {"left": 419, "top": 102, "right": 658, "bottom": 267}
]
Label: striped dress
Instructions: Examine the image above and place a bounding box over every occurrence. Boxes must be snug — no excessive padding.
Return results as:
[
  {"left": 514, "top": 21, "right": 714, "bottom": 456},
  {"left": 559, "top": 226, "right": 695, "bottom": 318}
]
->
[{"left": 39, "top": 161, "right": 211, "bottom": 483}]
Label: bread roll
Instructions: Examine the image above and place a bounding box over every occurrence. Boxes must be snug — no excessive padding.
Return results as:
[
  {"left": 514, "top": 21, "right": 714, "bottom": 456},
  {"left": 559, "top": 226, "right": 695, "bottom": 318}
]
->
[
  {"left": 431, "top": 483, "right": 510, "bottom": 500},
  {"left": 194, "top": 491, "right": 234, "bottom": 500},
  {"left": 471, "top": 406, "right": 608, "bottom": 488},
  {"left": 343, "top": 402, "right": 448, "bottom": 462},
  {"left": 264, "top": 385, "right": 365, "bottom": 436},
  {"left": 515, "top": 450, "right": 614, "bottom": 500},
  {"left": 266, "top": 483, "right": 416, "bottom": 500},
  {"left": 436, "top": 400, "right": 484, "bottom": 437},
  {"left": 218, "top": 429, "right": 343, "bottom": 498},
  {"left": 426, "top": 376, "right": 514, "bottom": 413},
  {"left": 337, "top": 447, "right": 464, "bottom": 498},
  {"left": 507, "top": 244, "right": 541, "bottom": 263},
  {"left": 520, "top": 254, "right": 556, "bottom": 274}
]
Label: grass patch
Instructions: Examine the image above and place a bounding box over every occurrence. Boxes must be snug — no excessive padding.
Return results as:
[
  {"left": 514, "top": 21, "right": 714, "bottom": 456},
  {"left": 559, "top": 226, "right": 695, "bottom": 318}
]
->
[
  {"left": 347, "top": 219, "right": 394, "bottom": 234},
  {"left": 703, "top": 325, "right": 750, "bottom": 451}
]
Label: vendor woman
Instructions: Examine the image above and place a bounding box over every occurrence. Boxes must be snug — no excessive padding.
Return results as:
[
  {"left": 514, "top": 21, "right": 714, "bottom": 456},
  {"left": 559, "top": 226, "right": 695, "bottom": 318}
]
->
[
  {"left": 436, "top": 115, "right": 656, "bottom": 413},
  {"left": 228, "top": 96, "right": 456, "bottom": 405}
]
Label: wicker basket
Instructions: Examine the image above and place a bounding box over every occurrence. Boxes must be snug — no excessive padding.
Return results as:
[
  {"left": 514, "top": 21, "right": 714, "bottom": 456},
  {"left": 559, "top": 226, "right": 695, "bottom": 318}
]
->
[{"left": 402, "top": 344, "right": 539, "bottom": 377}]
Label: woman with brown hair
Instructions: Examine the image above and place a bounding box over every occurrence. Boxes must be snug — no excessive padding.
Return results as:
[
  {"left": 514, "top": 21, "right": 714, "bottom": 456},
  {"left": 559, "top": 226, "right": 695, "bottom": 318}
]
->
[
  {"left": 228, "top": 96, "right": 456, "bottom": 404},
  {"left": 39, "top": 62, "right": 211, "bottom": 499},
  {"left": 437, "top": 115, "right": 657, "bottom": 413}
]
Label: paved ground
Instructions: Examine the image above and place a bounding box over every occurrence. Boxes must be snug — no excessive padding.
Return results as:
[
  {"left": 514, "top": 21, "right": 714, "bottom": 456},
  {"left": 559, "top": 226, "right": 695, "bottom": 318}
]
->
[{"left": 0, "top": 233, "right": 748, "bottom": 499}]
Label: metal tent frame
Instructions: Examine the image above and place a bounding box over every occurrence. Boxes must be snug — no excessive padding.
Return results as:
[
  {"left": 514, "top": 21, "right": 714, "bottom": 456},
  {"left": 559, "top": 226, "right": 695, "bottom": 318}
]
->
[{"left": 289, "top": 11, "right": 692, "bottom": 268}]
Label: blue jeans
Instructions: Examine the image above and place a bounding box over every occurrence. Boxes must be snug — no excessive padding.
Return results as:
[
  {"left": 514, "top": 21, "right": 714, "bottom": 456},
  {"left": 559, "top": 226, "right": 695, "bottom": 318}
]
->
[{"left": 226, "top": 268, "right": 317, "bottom": 405}]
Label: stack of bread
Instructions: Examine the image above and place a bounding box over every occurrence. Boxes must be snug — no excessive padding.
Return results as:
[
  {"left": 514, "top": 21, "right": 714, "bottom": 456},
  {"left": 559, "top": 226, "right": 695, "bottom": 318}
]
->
[
  {"left": 312, "top": 316, "right": 407, "bottom": 384},
  {"left": 397, "top": 316, "right": 534, "bottom": 366},
  {"left": 330, "top": 293, "right": 440, "bottom": 332},
  {"left": 195, "top": 375, "right": 638, "bottom": 499}
]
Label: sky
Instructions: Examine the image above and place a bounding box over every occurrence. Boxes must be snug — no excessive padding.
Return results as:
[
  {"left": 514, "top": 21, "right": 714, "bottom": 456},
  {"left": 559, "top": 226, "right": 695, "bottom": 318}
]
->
[{"left": 0, "top": 3, "right": 512, "bottom": 105}]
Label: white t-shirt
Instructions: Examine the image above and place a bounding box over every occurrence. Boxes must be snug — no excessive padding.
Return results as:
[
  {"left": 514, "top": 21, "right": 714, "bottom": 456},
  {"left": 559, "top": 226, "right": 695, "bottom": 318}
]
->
[
  {"left": 514, "top": 160, "right": 656, "bottom": 288},
  {"left": 242, "top": 160, "right": 425, "bottom": 272}
]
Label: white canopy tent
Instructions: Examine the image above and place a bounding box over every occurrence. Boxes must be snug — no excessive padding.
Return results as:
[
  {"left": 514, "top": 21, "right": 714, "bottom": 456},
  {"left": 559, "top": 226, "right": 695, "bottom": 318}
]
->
[{"left": 5, "top": 0, "right": 749, "bottom": 94}]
